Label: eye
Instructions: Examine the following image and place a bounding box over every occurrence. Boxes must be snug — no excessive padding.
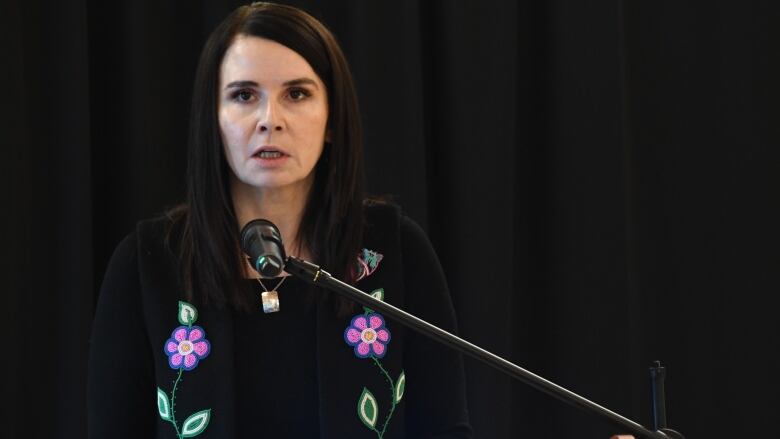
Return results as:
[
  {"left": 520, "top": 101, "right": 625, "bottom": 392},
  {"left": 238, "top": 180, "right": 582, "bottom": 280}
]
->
[
  {"left": 288, "top": 88, "right": 311, "bottom": 101},
  {"left": 230, "top": 89, "right": 255, "bottom": 103}
]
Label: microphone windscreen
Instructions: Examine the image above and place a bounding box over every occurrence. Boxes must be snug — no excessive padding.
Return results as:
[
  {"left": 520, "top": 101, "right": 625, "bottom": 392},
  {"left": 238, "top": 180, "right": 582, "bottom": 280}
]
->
[{"left": 240, "top": 219, "right": 286, "bottom": 277}]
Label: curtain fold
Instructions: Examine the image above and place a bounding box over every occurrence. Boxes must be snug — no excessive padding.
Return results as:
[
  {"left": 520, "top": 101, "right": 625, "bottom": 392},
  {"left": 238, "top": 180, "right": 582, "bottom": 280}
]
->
[{"left": 4, "top": 1, "right": 779, "bottom": 437}]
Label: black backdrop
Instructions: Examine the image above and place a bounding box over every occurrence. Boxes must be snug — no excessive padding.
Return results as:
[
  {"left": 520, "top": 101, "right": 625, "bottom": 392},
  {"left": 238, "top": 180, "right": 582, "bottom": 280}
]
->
[{"left": 3, "top": 1, "right": 779, "bottom": 438}]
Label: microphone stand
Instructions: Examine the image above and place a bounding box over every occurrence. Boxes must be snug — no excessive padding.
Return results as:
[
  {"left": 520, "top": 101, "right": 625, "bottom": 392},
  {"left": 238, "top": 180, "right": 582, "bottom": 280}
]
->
[{"left": 284, "top": 256, "right": 685, "bottom": 439}]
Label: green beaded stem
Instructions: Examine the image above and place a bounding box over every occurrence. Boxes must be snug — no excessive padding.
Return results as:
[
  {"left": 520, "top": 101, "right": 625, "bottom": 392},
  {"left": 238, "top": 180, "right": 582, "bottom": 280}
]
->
[
  {"left": 371, "top": 356, "right": 398, "bottom": 438},
  {"left": 168, "top": 368, "right": 184, "bottom": 438}
]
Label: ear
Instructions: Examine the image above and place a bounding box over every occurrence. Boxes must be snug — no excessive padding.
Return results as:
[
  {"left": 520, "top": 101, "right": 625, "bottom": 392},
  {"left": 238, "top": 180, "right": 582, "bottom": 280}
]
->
[{"left": 325, "top": 128, "right": 333, "bottom": 143}]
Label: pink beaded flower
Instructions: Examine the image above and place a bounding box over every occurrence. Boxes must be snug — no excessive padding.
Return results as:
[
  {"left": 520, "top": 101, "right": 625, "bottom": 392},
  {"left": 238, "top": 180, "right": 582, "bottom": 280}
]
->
[
  {"left": 164, "top": 325, "right": 211, "bottom": 371},
  {"left": 344, "top": 312, "right": 391, "bottom": 359}
]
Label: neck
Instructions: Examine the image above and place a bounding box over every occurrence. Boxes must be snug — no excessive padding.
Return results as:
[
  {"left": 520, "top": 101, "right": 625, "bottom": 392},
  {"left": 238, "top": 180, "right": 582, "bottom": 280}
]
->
[{"left": 231, "top": 176, "right": 313, "bottom": 277}]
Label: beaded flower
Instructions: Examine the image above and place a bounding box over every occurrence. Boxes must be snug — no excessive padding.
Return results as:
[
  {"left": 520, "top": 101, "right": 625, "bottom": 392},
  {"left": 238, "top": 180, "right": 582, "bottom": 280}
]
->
[
  {"left": 164, "top": 325, "right": 211, "bottom": 371},
  {"left": 157, "top": 301, "right": 212, "bottom": 438},
  {"left": 344, "top": 312, "right": 392, "bottom": 359},
  {"left": 343, "top": 291, "right": 405, "bottom": 438}
]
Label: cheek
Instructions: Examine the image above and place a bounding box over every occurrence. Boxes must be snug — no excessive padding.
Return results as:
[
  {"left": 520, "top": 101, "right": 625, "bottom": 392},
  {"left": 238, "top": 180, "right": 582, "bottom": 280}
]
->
[
  {"left": 301, "top": 123, "right": 327, "bottom": 163},
  {"left": 219, "top": 111, "right": 252, "bottom": 154},
  {"left": 298, "top": 107, "right": 329, "bottom": 151}
]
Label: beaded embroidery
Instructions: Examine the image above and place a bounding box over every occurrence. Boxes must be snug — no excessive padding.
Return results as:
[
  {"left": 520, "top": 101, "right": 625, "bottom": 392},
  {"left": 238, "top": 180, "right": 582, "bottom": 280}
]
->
[
  {"left": 355, "top": 248, "right": 384, "bottom": 282},
  {"left": 157, "top": 301, "right": 212, "bottom": 438},
  {"left": 343, "top": 289, "right": 406, "bottom": 438}
]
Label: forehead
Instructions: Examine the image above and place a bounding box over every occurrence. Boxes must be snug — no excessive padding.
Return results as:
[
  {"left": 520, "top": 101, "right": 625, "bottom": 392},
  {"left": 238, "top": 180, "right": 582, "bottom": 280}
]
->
[{"left": 220, "top": 35, "right": 322, "bottom": 87}]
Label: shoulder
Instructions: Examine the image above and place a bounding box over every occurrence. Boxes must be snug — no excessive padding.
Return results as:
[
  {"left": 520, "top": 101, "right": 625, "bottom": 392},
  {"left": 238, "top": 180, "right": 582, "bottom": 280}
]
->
[
  {"left": 361, "top": 199, "right": 440, "bottom": 277},
  {"left": 362, "top": 200, "right": 436, "bottom": 262},
  {"left": 362, "top": 199, "right": 426, "bottom": 242},
  {"left": 363, "top": 199, "right": 400, "bottom": 229},
  {"left": 135, "top": 211, "right": 181, "bottom": 251},
  {"left": 103, "top": 212, "right": 180, "bottom": 278},
  {"left": 100, "top": 211, "right": 183, "bottom": 294},
  {"left": 103, "top": 231, "right": 140, "bottom": 284},
  {"left": 361, "top": 204, "right": 454, "bottom": 327},
  {"left": 131, "top": 212, "right": 184, "bottom": 289}
]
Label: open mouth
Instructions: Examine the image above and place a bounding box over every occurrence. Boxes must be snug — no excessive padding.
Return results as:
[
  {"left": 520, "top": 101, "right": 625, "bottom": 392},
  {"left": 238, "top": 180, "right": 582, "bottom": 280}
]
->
[{"left": 254, "top": 150, "right": 284, "bottom": 159}]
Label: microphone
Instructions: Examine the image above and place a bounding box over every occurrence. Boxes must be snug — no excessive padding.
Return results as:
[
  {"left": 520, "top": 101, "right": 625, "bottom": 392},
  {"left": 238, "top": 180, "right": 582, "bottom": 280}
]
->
[{"left": 240, "top": 219, "right": 287, "bottom": 278}]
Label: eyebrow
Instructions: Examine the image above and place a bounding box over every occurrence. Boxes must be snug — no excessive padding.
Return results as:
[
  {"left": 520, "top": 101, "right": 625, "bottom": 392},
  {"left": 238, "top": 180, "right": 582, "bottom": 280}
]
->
[{"left": 224, "top": 78, "right": 319, "bottom": 90}]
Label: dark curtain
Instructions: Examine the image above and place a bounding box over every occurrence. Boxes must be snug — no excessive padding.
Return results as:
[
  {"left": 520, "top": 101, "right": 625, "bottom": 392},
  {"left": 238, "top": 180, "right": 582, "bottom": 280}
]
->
[{"left": 4, "top": 1, "right": 779, "bottom": 438}]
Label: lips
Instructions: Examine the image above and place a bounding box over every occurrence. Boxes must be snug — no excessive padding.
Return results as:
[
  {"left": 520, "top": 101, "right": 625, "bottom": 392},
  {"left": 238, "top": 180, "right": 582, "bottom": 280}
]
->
[
  {"left": 250, "top": 145, "right": 289, "bottom": 166},
  {"left": 251, "top": 145, "right": 288, "bottom": 160}
]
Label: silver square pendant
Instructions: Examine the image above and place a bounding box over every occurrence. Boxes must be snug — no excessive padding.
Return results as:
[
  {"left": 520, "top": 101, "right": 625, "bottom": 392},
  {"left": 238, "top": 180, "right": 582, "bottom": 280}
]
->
[{"left": 261, "top": 290, "right": 280, "bottom": 313}]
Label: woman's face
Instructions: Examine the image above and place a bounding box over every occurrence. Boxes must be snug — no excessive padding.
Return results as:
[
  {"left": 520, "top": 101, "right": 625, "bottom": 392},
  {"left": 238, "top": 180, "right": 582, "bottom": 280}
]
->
[{"left": 218, "top": 35, "right": 328, "bottom": 196}]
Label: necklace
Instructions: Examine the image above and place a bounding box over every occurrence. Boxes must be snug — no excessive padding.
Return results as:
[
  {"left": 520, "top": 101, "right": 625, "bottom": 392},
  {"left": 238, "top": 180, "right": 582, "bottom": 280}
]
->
[{"left": 256, "top": 276, "right": 286, "bottom": 313}]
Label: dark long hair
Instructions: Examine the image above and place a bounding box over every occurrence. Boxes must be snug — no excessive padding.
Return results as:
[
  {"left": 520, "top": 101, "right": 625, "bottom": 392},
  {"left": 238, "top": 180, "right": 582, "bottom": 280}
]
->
[{"left": 168, "top": 2, "right": 365, "bottom": 311}]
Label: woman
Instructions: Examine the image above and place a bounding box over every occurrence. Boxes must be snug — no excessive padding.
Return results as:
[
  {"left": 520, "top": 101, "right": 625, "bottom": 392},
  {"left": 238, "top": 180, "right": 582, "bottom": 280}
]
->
[{"left": 88, "top": 3, "right": 471, "bottom": 438}]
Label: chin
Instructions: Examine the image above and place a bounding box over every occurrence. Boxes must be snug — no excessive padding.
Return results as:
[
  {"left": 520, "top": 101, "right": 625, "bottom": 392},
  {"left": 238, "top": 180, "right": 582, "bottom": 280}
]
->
[{"left": 242, "top": 176, "right": 303, "bottom": 190}]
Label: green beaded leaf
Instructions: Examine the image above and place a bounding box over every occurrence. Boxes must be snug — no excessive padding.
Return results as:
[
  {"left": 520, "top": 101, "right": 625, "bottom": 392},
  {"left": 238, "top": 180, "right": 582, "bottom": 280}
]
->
[
  {"left": 181, "top": 409, "right": 211, "bottom": 437},
  {"left": 394, "top": 370, "right": 406, "bottom": 404},
  {"left": 357, "top": 387, "right": 378, "bottom": 429},
  {"left": 363, "top": 288, "right": 385, "bottom": 314},
  {"left": 156, "top": 388, "right": 171, "bottom": 421},
  {"left": 178, "top": 301, "right": 198, "bottom": 326},
  {"left": 370, "top": 288, "right": 385, "bottom": 301}
]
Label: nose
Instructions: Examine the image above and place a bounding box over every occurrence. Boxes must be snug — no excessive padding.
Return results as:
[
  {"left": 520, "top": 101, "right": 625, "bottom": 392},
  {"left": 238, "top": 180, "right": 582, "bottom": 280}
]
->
[
  {"left": 258, "top": 121, "right": 282, "bottom": 133},
  {"left": 256, "top": 98, "right": 283, "bottom": 133}
]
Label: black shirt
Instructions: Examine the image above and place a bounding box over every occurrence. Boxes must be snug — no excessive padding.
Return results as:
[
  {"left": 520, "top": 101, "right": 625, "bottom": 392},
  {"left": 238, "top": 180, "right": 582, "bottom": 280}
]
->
[
  {"left": 234, "top": 277, "right": 320, "bottom": 437},
  {"left": 88, "top": 204, "right": 472, "bottom": 438}
]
